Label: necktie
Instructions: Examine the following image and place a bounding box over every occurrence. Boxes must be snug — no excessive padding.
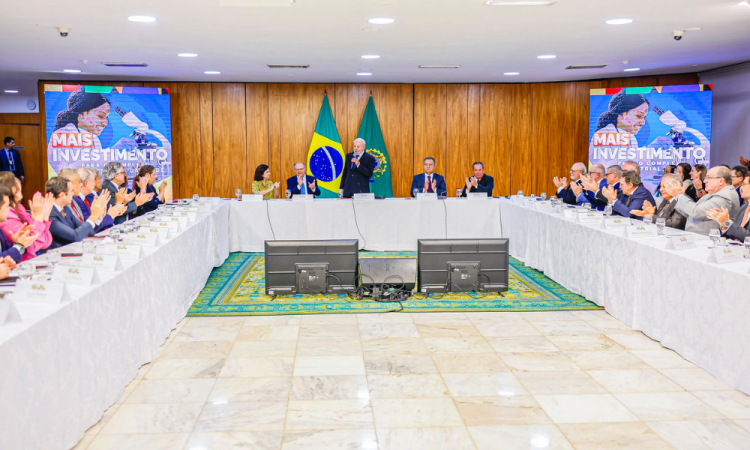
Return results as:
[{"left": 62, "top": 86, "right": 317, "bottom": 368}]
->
[
  {"left": 71, "top": 203, "right": 84, "bottom": 223},
  {"left": 427, "top": 175, "right": 433, "bottom": 193},
  {"left": 301, "top": 177, "right": 306, "bottom": 195},
  {"left": 84, "top": 198, "right": 91, "bottom": 207},
  {"left": 6, "top": 150, "right": 14, "bottom": 172},
  {"left": 741, "top": 207, "right": 750, "bottom": 228},
  {"left": 60, "top": 208, "right": 66, "bottom": 219}
]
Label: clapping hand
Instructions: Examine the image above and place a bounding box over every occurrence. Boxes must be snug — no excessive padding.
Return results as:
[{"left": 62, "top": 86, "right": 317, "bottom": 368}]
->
[
  {"left": 602, "top": 185, "right": 617, "bottom": 202},
  {"left": 137, "top": 176, "right": 148, "bottom": 193},
  {"left": 159, "top": 180, "right": 169, "bottom": 194},
  {"left": 571, "top": 182, "right": 583, "bottom": 197},
  {"left": 297, "top": 175, "right": 305, "bottom": 189},
  {"left": 553, "top": 176, "right": 568, "bottom": 189},
  {"left": 693, "top": 176, "right": 704, "bottom": 190},
  {"left": 3, "top": 255, "right": 17, "bottom": 270},
  {"left": 431, "top": 178, "right": 437, "bottom": 192},
  {"left": 28, "top": 192, "right": 46, "bottom": 222},
  {"left": 631, "top": 200, "right": 656, "bottom": 217},
  {"left": 579, "top": 175, "right": 599, "bottom": 192},
  {"left": 706, "top": 207, "right": 730, "bottom": 225},
  {"left": 106, "top": 203, "right": 128, "bottom": 219},
  {"left": 470, "top": 177, "right": 478, "bottom": 188},
  {"left": 0, "top": 261, "right": 11, "bottom": 280},
  {"left": 664, "top": 179, "right": 685, "bottom": 198},
  {"left": 89, "top": 194, "right": 108, "bottom": 221},
  {"left": 9, "top": 226, "right": 38, "bottom": 248},
  {"left": 424, "top": 179, "right": 430, "bottom": 192},
  {"left": 308, "top": 179, "right": 317, "bottom": 192},
  {"left": 134, "top": 192, "right": 154, "bottom": 206},
  {"left": 115, "top": 188, "right": 127, "bottom": 205},
  {"left": 465, "top": 177, "right": 472, "bottom": 191}
]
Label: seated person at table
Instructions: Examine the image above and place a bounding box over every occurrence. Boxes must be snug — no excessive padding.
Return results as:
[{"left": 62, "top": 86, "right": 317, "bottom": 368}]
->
[
  {"left": 252, "top": 164, "right": 280, "bottom": 199},
  {"left": 631, "top": 174, "right": 687, "bottom": 230},
  {"left": 0, "top": 171, "right": 54, "bottom": 260},
  {"left": 461, "top": 162, "right": 494, "bottom": 197},
  {"left": 664, "top": 166, "right": 740, "bottom": 236},
  {"left": 61, "top": 168, "right": 124, "bottom": 233},
  {"left": 653, "top": 164, "right": 676, "bottom": 202},
  {"left": 690, "top": 164, "right": 708, "bottom": 200},
  {"left": 601, "top": 170, "right": 655, "bottom": 220},
  {"left": 133, "top": 165, "right": 168, "bottom": 215},
  {"left": 411, "top": 157, "right": 446, "bottom": 197},
  {"left": 87, "top": 167, "right": 102, "bottom": 205},
  {"left": 706, "top": 175, "right": 750, "bottom": 241},
  {"left": 573, "top": 163, "right": 606, "bottom": 209},
  {"left": 101, "top": 162, "right": 151, "bottom": 224},
  {"left": 553, "top": 162, "right": 586, "bottom": 205},
  {"left": 732, "top": 165, "right": 748, "bottom": 206},
  {"left": 47, "top": 176, "right": 117, "bottom": 250},
  {"left": 622, "top": 160, "right": 641, "bottom": 174},
  {"left": 0, "top": 185, "right": 39, "bottom": 262},
  {"left": 286, "top": 162, "right": 321, "bottom": 198},
  {"left": 581, "top": 165, "right": 623, "bottom": 210},
  {"left": 339, "top": 138, "right": 376, "bottom": 198}
]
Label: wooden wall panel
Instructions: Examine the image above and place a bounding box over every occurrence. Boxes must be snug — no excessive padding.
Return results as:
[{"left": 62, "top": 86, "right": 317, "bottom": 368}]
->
[
  {"left": 246, "top": 84, "right": 269, "bottom": 193},
  {"left": 479, "top": 85, "right": 512, "bottom": 196},
  {"left": 509, "top": 84, "right": 533, "bottom": 196},
  {"left": 0, "top": 124, "right": 43, "bottom": 197},
  {"left": 446, "top": 84, "right": 469, "bottom": 196},
  {"left": 211, "top": 83, "right": 246, "bottom": 197},
  {"left": 414, "top": 85, "right": 447, "bottom": 181},
  {"left": 391, "top": 84, "right": 414, "bottom": 198},
  {"left": 199, "top": 83, "right": 214, "bottom": 197},
  {"left": 0, "top": 113, "right": 40, "bottom": 125}
]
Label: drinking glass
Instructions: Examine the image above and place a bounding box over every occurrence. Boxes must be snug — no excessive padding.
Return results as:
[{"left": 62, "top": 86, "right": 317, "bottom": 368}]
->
[
  {"left": 456, "top": 188, "right": 463, "bottom": 198},
  {"left": 413, "top": 188, "right": 419, "bottom": 198},
  {"left": 338, "top": 190, "right": 344, "bottom": 199},
  {"left": 744, "top": 237, "right": 750, "bottom": 258},
  {"left": 517, "top": 190, "right": 523, "bottom": 197},
  {"left": 709, "top": 229, "right": 720, "bottom": 248},
  {"left": 540, "top": 192, "right": 547, "bottom": 200},
  {"left": 604, "top": 205, "right": 612, "bottom": 218},
  {"left": 17, "top": 262, "right": 34, "bottom": 280},
  {"left": 192, "top": 194, "right": 200, "bottom": 203},
  {"left": 643, "top": 214, "right": 653, "bottom": 226},
  {"left": 146, "top": 213, "right": 156, "bottom": 221},
  {"left": 656, "top": 218, "right": 666, "bottom": 235},
  {"left": 235, "top": 189, "right": 242, "bottom": 200},
  {"left": 82, "top": 240, "right": 95, "bottom": 253},
  {"left": 285, "top": 189, "right": 291, "bottom": 199},
  {"left": 109, "top": 228, "right": 123, "bottom": 243},
  {"left": 46, "top": 249, "right": 61, "bottom": 268}
]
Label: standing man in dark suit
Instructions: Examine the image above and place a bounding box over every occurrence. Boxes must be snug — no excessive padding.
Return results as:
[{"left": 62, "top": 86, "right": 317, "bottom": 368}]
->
[
  {"left": 631, "top": 174, "right": 687, "bottom": 230},
  {"left": 411, "top": 157, "right": 446, "bottom": 197},
  {"left": 707, "top": 175, "right": 750, "bottom": 241},
  {"left": 100, "top": 161, "right": 151, "bottom": 224},
  {"left": 602, "top": 170, "right": 655, "bottom": 220},
  {"left": 286, "top": 162, "right": 322, "bottom": 198},
  {"left": 339, "top": 138, "right": 376, "bottom": 198},
  {"left": 1, "top": 137, "right": 24, "bottom": 182},
  {"left": 461, "top": 162, "right": 494, "bottom": 197}
]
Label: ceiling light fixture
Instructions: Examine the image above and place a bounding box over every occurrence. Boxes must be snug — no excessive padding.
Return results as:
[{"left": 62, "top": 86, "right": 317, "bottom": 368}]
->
[
  {"left": 738, "top": 1, "right": 749, "bottom": 6},
  {"left": 361, "top": 55, "right": 381, "bottom": 59},
  {"left": 605, "top": 18, "right": 633, "bottom": 25},
  {"left": 504, "top": 72, "right": 520, "bottom": 75},
  {"left": 357, "top": 72, "right": 373, "bottom": 76},
  {"left": 178, "top": 53, "right": 198, "bottom": 57},
  {"left": 204, "top": 71, "right": 221, "bottom": 74},
  {"left": 624, "top": 68, "right": 640, "bottom": 72},
  {"left": 4, "top": 90, "right": 19, "bottom": 93},
  {"left": 537, "top": 55, "right": 556, "bottom": 59},
  {"left": 368, "top": 18, "right": 395, "bottom": 24},
  {"left": 127, "top": 15, "right": 156, "bottom": 22},
  {"left": 63, "top": 69, "right": 81, "bottom": 73},
  {"left": 485, "top": 0, "right": 556, "bottom": 5}
]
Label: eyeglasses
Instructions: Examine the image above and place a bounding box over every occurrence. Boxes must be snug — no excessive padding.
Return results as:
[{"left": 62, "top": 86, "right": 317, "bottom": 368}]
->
[{"left": 705, "top": 176, "right": 722, "bottom": 180}]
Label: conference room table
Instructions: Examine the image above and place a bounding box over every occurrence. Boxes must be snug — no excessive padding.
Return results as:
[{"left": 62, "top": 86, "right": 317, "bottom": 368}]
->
[{"left": 499, "top": 198, "right": 750, "bottom": 396}]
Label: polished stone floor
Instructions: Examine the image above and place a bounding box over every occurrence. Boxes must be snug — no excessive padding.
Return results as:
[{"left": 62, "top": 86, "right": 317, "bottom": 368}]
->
[{"left": 73, "top": 311, "right": 750, "bottom": 450}]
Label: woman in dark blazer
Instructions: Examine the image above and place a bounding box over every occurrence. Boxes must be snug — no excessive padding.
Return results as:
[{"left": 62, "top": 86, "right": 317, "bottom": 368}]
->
[{"left": 132, "top": 165, "right": 168, "bottom": 217}]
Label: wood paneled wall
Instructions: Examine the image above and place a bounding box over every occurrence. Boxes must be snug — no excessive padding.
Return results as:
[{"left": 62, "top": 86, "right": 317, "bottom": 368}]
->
[{"left": 0, "top": 74, "right": 700, "bottom": 199}]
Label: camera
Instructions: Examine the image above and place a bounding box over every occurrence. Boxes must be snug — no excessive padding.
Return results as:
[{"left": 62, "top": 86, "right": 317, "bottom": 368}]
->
[
  {"left": 673, "top": 30, "right": 684, "bottom": 41},
  {"left": 57, "top": 27, "right": 70, "bottom": 37}
]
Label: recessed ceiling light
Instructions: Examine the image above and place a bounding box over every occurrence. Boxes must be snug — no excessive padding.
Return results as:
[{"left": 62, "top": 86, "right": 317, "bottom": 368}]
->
[
  {"left": 63, "top": 69, "right": 81, "bottom": 73},
  {"left": 4, "top": 90, "right": 18, "bottom": 93},
  {"left": 178, "top": 53, "right": 198, "bottom": 57},
  {"left": 606, "top": 18, "right": 633, "bottom": 25},
  {"left": 361, "top": 55, "right": 381, "bottom": 59},
  {"left": 127, "top": 15, "right": 156, "bottom": 22},
  {"left": 204, "top": 71, "right": 221, "bottom": 74},
  {"left": 485, "top": 0, "right": 556, "bottom": 4},
  {"left": 368, "top": 18, "right": 395, "bottom": 24},
  {"left": 357, "top": 72, "right": 373, "bottom": 76},
  {"left": 504, "top": 72, "right": 520, "bottom": 75},
  {"left": 624, "top": 68, "right": 640, "bottom": 72},
  {"left": 537, "top": 55, "right": 556, "bottom": 59}
]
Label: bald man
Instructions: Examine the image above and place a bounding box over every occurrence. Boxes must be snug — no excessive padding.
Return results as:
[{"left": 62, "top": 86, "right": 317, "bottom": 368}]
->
[{"left": 553, "top": 162, "right": 587, "bottom": 206}]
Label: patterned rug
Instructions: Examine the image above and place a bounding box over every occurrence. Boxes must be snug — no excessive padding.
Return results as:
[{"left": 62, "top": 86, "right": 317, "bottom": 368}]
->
[{"left": 187, "top": 252, "right": 601, "bottom": 316}]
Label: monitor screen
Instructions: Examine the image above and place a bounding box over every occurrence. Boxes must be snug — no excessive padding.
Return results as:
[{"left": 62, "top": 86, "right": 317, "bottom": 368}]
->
[
  {"left": 265, "top": 240, "right": 359, "bottom": 295},
  {"left": 417, "top": 239, "right": 509, "bottom": 294}
]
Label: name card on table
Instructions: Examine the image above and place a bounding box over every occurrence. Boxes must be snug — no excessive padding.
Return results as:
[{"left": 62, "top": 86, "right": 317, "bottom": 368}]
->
[
  {"left": 416, "top": 193, "right": 437, "bottom": 201},
  {"left": 152, "top": 221, "right": 180, "bottom": 233},
  {"left": 13, "top": 280, "right": 71, "bottom": 304},
  {"left": 201, "top": 197, "right": 221, "bottom": 205},
  {"left": 666, "top": 235, "right": 697, "bottom": 251},
  {"left": 354, "top": 193, "right": 375, "bottom": 201},
  {"left": 175, "top": 211, "right": 197, "bottom": 222},
  {"left": 52, "top": 264, "right": 100, "bottom": 286},
  {"left": 522, "top": 199, "right": 537, "bottom": 208},
  {"left": 0, "top": 299, "right": 22, "bottom": 325},
  {"left": 534, "top": 201, "right": 553, "bottom": 211},
  {"left": 242, "top": 194, "right": 263, "bottom": 202},
  {"left": 578, "top": 212, "right": 603, "bottom": 223},
  {"left": 105, "top": 244, "right": 144, "bottom": 261},
  {"left": 195, "top": 202, "right": 213, "bottom": 211},
  {"left": 467, "top": 192, "right": 488, "bottom": 200},
  {"left": 154, "top": 216, "right": 189, "bottom": 229},
  {"left": 562, "top": 209, "right": 579, "bottom": 219},
  {"left": 512, "top": 196, "right": 525, "bottom": 204},
  {"left": 78, "top": 253, "right": 124, "bottom": 272},
  {"left": 625, "top": 224, "right": 659, "bottom": 238},
  {"left": 292, "top": 194, "right": 315, "bottom": 202},
  {"left": 173, "top": 206, "right": 198, "bottom": 213},
  {"left": 124, "top": 232, "right": 159, "bottom": 247},
  {"left": 604, "top": 217, "right": 631, "bottom": 229},
  {"left": 140, "top": 226, "right": 170, "bottom": 241},
  {"left": 707, "top": 246, "right": 746, "bottom": 264}
]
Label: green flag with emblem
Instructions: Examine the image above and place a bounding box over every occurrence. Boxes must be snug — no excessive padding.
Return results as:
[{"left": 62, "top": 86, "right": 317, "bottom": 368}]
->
[{"left": 356, "top": 95, "right": 393, "bottom": 198}]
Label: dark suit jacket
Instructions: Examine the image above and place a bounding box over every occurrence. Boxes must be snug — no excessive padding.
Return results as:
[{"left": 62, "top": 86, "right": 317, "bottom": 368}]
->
[
  {"left": 655, "top": 198, "right": 687, "bottom": 230},
  {"left": 339, "top": 151, "right": 376, "bottom": 197},
  {"left": 134, "top": 184, "right": 164, "bottom": 216},
  {"left": 461, "top": 175, "right": 494, "bottom": 197},
  {"left": 100, "top": 179, "right": 136, "bottom": 224},
  {"left": 612, "top": 185, "right": 656, "bottom": 220},
  {"left": 286, "top": 175, "right": 322, "bottom": 197},
  {"left": 724, "top": 203, "right": 750, "bottom": 242},
  {"left": 0, "top": 148, "right": 24, "bottom": 179},
  {"left": 0, "top": 231, "right": 22, "bottom": 262},
  {"left": 558, "top": 180, "right": 583, "bottom": 205},
  {"left": 737, "top": 186, "right": 745, "bottom": 207},
  {"left": 411, "top": 173, "right": 447, "bottom": 197},
  {"left": 73, "top": 196, "right": 113, "bottom": 232},
  {"left": 49, "top": 206, "right": 95, "bottom": 250},
  {"left": 594, "top": 182, "right": 622, "bottom": 207}
]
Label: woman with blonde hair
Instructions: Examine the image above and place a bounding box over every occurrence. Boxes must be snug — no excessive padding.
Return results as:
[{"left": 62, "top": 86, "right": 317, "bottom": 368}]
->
[{"left": 0, "top": 171, "right": 55, "bottom": 260}]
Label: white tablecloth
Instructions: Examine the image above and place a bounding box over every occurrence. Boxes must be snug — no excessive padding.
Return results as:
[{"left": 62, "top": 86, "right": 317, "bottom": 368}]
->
[
  {"left": 499, "top": 199, "right": 750, "bottom": 395},
  {"left": 0, "top": 203, "right": 230, "bottom": 450},
  {"left": 228, "top": 198, "right": 504, "bottom": 252}
]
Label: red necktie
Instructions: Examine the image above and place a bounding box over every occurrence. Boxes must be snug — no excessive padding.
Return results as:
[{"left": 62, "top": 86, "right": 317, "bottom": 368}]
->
[
  {"left": 71, "top": 206, "right": 84, "bottom": 223},
  {"left": 84, "top": 198, "right": 91, "bottom": 207},
  {"left": 60, "top": 208, "right": 66, "bottom": 218}
]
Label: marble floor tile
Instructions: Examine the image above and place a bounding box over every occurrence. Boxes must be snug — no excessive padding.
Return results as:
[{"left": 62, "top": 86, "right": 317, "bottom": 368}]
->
[
  {"left": 376, "top": 427, "right": 476, "bottom": 450},
  {"left": 185, "top": 317, "right": 245, "bottom": 328},
  {"left": 571, "top": 310, "right": 617, "bottom": 322},
  {"left": 367, "top": 374, "right": 449, "bottom": 398},
  {"left": 87, "top": 433, "right": 190, "bottom": 450},
  {"left": 615, "top": 392, "right": 725, "bottom": 421},
  {"left": 290, "top": 376, "right": 369, "bottom": 401},
  {"left": 209, "top": 377, "right": 291, "bottom": 402},
  {"left": 423, "top": 337, "right": 494, "bottom": 354},
  {"left": 174, "top": 326, "right": 240, "bottom": 342},
  {"left": 629, "top": 349, "right": 696, "bottom": 369},
  {"left": 431, "top": 352, "right": 508, "bottom": 374},
  {"left": 565, "top": 350, "right": 650, "bottom": 371},
  {"left": 359, "top": 324, "right": 420, "bottom": 340},
  {"left": 83, "top": 404, "right": 120, "bottom": 436},
  {"left": 160, "top": 341, "right": 233, "bottom": 360},
  {"left": 364, "top": 354, "right": 439, "bottom": 375},
  {"left": 455, "top": 395, "right": 551, "bottom": 426},
  {"left": 693, "top": 391, "right": 750, "bottom": 419},
  {"left": 605, "top": 332, "right": 664, "bottom": 350},
  {"left": 293, "top": 356, "right": 366, "bottom": 377},
  {"left": 558, "top": 422, "right": 672, "bottom": 450},
  {"left": 125, "top": 379, "right": 216, "bottom": 404},
  {"left": 736, "top": 419, "right": 750, "bottom": 433},
  {"left": 297, "top": 338, "right": 363, "bottom": 357},
  {"left": 229, "top": 340, "right": 298, "bottom": 358},
  {"left": 647, "top": 420, "right": 750, "bottom": 450},
  {"left": 520, "top": 311, "right": 583, "bottom": 322},
  {"left": 486, "top": 335, "right": 559, "bottom": 353},
  {"left": 285, "top": 399, "right": 374, "bottom": 430},
  {"left": 71, "top": 434, "right": 95, "bottom": 450},
  {"left": 145, "top": 358, "right": 226, "bottom": 379},
  {"left": 546, "top": 334, "right": 622, "bottom": 352},
  {"left": 356, "top": 313, "right": 414, "bottom": 324},
  {"left": 135, "top": 362, "right": 153, "bottom": 380},
  {"left": 100, "top": 403, "right": 203, "bottom": 434},
  {"left": 535, "top": 394, "right": 639, "bottom": 423},
  {"left": 219, "top": 357, "right": 294, "bottom": 378},
  {"left": 244, "top": 315, "right": 302, "bottom": 326},
  {"left": 514, "top": 371, "right": 607, "bottom": 395},
  {"left": 282, "top": 429, "right": 378, "bottom": 450},
  {"left": 586, "top": 320, "right": 634, "bottom": 333},
  {"left": 194, "top": 401, "right": 288, "bottom": 432},
  {"left": 115, "top": 379, "right": 140, "bottom": 405},
  {"left": 473, "top": 321, "right": 542, "bottom": 337},
  {"left": 660, "top": 368, "right": 733, "bottom": 391},
  {"left": 186, "top": 431, "right": 283, "bottom": 450},
  {"left": 587, "top": 369, "right": 684, "bottom": 393},
  {"left": 530, "top": 321, "right": 601, "bottom": 336},
  {"left": 237, "top": 325, "right": 300, "bottom": 341},
  {"left": 442, "top": 373, "right": 528, "bottom": 397},
  {"left": 468, "top": 424, "right": 574, "bottom": 450},
  {"left": 361, "top": 338, "right": 429, "bottom": 356},
  {"left": 299, "top": 325, "right": 360, "bottom": 340},
  {"left": 410, "top": 312, "right": 471, "bottom": 324},
  {"left": 415, "top": 323, "right": 482, "bottom": 339},
  {"left": 500, "top": 352, "right": 580, "bottom": 372},
  {"left": 301, "top": 315, "right": 358, "bottom": 326},
  {"left": 465, "top": 311, "right": 525, "bottom": 323},
  {"left": 372, "top": 398, "right": 463, "bottom": 428}
]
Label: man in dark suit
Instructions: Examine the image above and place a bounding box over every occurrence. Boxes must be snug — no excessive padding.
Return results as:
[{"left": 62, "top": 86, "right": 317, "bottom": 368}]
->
[
  {"left": 47, "top": 176, "right": 103, "bottom": 250},
  {"left": 339, "top": 138, "right": 376, "bottom": 198},
  {"left": 461, "top": 162, "right": 494, "bottom": 197},
  {"left": 732, "top": 165, "right": 748, "bottom": 207},
  {"left": 1, "top": 137, "right": 24, "bottom": 182},
  {"left": 601, "top": 170, "right": 655, "bottom": 220},
  {"left": 100, "top": 161, "right": 151, "bottom": 224},
  {"left": 286, "top": 162, "right": 322, "bottom": 198},
  {"left": 631, "top": 174, "right": 687, "bottom": 230},
  {"left": 708, "top": 176, "right": 750, "bottom": 241},
  {"left": 411, "top": 157, "right": 447, "bottom": 197},
  {"left": 0, "top": 185, "right": 37, "bottom": 261},
  {"left": 60, "top": 168, "right": 124, "bottom": 232},
  {"left": 553, "top": 162, "right": 587, "bottom": 205}
]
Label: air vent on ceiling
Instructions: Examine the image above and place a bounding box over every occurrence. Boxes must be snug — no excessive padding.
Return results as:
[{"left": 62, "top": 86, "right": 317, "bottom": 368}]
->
[
  {"left": 419, "top": 65, "right": 460, "bottom": 69},
  {"left": 102, "top": 62, "right": 148, "bottom": 67},
  {"left": 566, "top": 64, "right": 609, "bottom": 69},
  {"left": 220, "top": 0, "right": 293, "bottom": 6},
  {"left": 267, "top": 64, "right": 309, "bottom": 69}
]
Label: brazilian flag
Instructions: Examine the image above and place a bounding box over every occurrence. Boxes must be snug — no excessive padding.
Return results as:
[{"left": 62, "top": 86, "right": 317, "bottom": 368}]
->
[
  {"left": 306, "top": 94, "right": 344, "bottom": 198},
  {"left": 357, "top": 95, "right": 393, "bottom": 198}
]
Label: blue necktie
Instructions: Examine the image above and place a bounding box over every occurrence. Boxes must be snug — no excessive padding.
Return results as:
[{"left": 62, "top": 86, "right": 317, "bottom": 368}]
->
[{"left": 301, "top": 177, "right": 306, "bottom": 195}]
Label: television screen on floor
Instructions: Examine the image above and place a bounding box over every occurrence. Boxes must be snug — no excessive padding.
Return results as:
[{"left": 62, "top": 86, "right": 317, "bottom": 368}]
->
[{"left": 417, "top": 239, "right": 509, "bottom": 294}]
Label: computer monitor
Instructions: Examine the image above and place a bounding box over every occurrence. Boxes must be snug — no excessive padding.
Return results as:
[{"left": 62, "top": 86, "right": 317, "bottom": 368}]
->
[
  {"left": 264, "top": 240, "right": 359, "bottom": 295},
  {"left": 417, "top": 239, "right": 509, "bottom": 294}
]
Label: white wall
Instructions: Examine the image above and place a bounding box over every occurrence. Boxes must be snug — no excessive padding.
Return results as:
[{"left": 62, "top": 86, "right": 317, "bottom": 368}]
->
[
  {"left": 700, "top": 62, "right": 750, "bottom": 167},
  {"left": 0, "top": 78, "right": 39, "bottom": 113}
]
